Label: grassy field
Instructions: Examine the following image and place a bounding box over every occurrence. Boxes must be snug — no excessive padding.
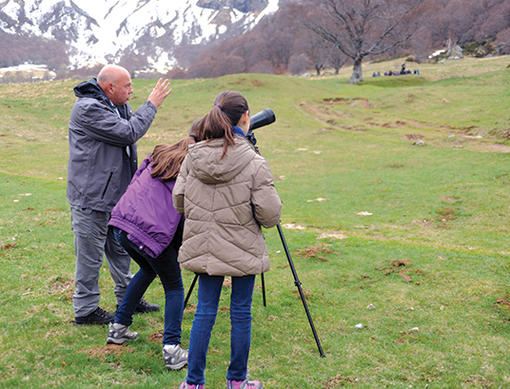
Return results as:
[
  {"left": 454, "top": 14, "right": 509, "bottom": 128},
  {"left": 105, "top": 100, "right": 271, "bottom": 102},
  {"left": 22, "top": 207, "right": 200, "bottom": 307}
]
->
[{"left": 0, "top": 56, "right": 509, "bottom": 388}]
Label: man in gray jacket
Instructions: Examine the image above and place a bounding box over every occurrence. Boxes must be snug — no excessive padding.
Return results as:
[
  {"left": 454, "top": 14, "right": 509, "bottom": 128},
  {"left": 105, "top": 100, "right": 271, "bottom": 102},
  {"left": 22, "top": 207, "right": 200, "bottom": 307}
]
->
[{"left": 67, "top": 64, "right": 172, "bottom": 325}]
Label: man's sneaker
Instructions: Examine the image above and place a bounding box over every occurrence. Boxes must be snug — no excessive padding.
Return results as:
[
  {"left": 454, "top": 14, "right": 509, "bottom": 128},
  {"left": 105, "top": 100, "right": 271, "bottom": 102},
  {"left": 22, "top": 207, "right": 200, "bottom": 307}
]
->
[
  {"left": 107, "top": 322, "right": 139, "bottom": 344},
  {"left": 163, "top": 344, "right": 188, "bottom": 370},
  {"left": 179, "top": 382, "right": 204, "bottom": 389},
  {"left": 134, "top": 298, "right": 159, "bottom": 313},
  {"left": 227, "top": 379, "right": 263, "bottom": 389},
  {"left": 75, "top": 307, "right": 114, "bottom": 325}
]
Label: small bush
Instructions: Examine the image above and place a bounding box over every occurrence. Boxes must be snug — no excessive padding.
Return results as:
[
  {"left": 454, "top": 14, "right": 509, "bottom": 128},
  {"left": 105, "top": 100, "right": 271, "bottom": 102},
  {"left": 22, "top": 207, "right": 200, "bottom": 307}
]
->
[{"left": 462, "top": 40, "right": 497, "bottom": 57}]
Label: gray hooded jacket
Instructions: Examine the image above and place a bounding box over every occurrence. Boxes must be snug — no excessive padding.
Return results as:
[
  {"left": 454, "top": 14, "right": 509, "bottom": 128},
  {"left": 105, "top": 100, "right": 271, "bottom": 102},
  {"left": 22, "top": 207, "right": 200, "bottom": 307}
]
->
[{"left": 67, "top": 78, "right": 157, "bottom": 212}]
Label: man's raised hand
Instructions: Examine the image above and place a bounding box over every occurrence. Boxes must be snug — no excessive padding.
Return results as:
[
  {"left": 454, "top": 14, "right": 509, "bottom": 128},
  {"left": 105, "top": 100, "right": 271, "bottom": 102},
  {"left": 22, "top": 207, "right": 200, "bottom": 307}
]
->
[{"left": 148, "top": 78, "right": 172, "bottom": 108}]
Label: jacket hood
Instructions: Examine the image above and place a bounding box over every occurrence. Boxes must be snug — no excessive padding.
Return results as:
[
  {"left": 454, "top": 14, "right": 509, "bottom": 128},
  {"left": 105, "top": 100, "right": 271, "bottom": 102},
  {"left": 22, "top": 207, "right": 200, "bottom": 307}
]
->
[
  {"left": 74, "top": 78, "right": 108, "bottom": 102},
  {"left": 187, "top": 136, "right": 255, "bottom": 184}
]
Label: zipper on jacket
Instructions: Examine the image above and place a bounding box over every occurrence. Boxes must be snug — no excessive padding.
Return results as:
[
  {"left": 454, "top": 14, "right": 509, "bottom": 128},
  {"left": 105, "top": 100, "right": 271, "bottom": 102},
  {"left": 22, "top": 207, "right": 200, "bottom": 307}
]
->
[{"left": 101, "top": 172, "right": 114, "bottom": 199}]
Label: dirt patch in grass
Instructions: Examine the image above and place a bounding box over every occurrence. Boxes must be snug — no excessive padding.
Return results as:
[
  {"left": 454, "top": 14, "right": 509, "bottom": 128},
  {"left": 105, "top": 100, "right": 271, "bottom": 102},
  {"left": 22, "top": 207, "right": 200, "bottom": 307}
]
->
[
  {"left": 291, "top": 288, "right": 312, "bottom": 298},
  {"left": 386, "top": 260, "right": 414, "bottom": 283},
  {"left": 251, "top": 79, "right": 264, "bottom": 87},
  {"left": 317, "top": 232, "right": 347, "bottom": 240},
  {"left": 49, "top": 277, "right": 74, "bottom": 300},
  {"left": 465, "top": 374, "right": 494, "bottom": 387},
  {"left": 470, "top": 142, "right": 510, "bottom": 153},
  {"left": 404, "top": 133, "right": 424, "bottom": 141},
  {"left": 0, "top": 242, "right": 17, "bottom": 251},
  {"left": 300, "top": 100, "right": 339, "bottom": 118},
  {"left": 324, "top": 373, "right": 359, "bottom": 387},
  {"left": 495, "top": 296, "right": 510, "bottom": 308},
  {"left": 439, "top": 196, "right": 461, "bottom": 202},
  {"left": 323, "top": 97, "right": 372, "bottom": 109},
  {"left": 84, "top": 344, "right": 134, "bottom": 358},
  {"left": 436, "top": 207, "right": 458, "bottom": 226},
  {"left": 45, "top": 207, "right": 64, "bottom": 212},
  {"left": 338, "top": 124, "right": 368, "bottom": 132},
  {"left": 148, "top": 331, "right": 163, "bottom": 344},
  {"left": 394, "top": 331, "right": 418, "bottom": 344},
  {"left": 184, "top": 303, "right": 197, "bottom": 313},
  {"left": 436, "top": 130, "right": 510, "bottom": 152},
  {"left": 230, "top": 78, "right": 265, "bottom": 87},
  {"left": 282, "top": 223, "right": 306, "bottom": 230},
  {"left": 364, "top": 259, "right": 422, "bottom": 287},
  {"left": 495, "top": 296, "right": 510, "bottom": 316},
  {"left": 295, "top": 245, "right": 340, "bottom": 262},
  {"left": 391, "top": 259, "right": 412, "bottom": 267}
]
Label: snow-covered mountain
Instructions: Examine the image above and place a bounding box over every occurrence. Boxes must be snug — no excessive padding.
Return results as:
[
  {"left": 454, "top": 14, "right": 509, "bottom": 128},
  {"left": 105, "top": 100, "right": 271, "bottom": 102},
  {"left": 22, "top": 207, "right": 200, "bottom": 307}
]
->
[{"left": 0, "top": 0, "right": 279, "bottom": 72}]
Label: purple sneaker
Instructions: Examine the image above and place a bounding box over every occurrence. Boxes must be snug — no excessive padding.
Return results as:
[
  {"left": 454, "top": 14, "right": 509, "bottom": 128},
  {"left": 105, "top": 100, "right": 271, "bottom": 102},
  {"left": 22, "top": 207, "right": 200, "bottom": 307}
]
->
[
  {"left": 179, "top": 382, "right": 204, "bottom": 389},
  {"left": 227, "top": 379, "right": 263, "bottom": 389}
]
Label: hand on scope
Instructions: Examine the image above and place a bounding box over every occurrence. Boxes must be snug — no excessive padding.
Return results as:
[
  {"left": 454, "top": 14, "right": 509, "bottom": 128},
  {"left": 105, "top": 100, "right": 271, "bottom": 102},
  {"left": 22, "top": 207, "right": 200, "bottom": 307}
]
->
[{"left": 246, "top": 131, "right": 257, "bottom": 147}]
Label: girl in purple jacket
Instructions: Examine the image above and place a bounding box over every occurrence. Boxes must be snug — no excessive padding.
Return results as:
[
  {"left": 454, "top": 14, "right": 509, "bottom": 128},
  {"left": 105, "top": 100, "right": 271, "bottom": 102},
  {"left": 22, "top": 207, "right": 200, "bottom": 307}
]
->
[{"left": 106, "top": 129, "right": 197, "bottom": 370}]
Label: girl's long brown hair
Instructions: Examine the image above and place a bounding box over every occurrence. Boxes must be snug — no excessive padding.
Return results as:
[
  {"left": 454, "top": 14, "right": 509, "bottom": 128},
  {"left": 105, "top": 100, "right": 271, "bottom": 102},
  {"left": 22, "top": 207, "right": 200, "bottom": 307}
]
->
[
  {"left": 150, "top": 120, "right": 201, "bottom": 181},
  {"left": 197, "top": 90, "right": 249, "bottom": 158}
]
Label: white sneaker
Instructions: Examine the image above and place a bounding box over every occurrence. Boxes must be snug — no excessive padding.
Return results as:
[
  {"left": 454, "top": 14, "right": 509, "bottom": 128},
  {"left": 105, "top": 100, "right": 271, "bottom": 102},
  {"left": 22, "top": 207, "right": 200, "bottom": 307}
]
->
[
  {"left": 106, "top": 322, "right": 139, "bottom": 344},
  {"left": 163, "top": 344, "right": 188, "bottom": 370}
]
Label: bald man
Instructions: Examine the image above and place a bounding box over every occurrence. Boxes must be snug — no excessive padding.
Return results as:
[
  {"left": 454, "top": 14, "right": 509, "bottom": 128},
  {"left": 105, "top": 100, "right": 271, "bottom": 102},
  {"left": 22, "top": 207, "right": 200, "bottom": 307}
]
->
[{"left": 67, "top": 65, "right": 172, "bottom": 325}]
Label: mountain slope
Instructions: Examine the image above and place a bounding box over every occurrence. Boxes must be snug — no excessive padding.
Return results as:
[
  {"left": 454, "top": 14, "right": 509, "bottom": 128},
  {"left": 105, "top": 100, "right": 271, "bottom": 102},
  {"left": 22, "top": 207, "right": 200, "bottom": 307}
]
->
[{"left": 0, "top": 0, "right": 279, "bottom": 72}]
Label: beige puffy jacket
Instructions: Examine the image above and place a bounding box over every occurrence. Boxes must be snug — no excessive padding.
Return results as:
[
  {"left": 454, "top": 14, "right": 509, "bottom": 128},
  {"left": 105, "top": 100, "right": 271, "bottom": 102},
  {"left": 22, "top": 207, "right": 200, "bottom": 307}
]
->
[{"left": 172, "top": 135, "right": 282, "bottom": 276}]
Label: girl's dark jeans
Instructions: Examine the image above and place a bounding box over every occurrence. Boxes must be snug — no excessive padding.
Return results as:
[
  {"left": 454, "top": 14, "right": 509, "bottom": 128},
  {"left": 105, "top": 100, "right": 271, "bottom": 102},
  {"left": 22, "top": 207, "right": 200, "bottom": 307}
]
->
[
  {"left": 186, "top": 273, "right": 255, "bottom": 385},
  {"left": 113, "top": 227, "right": 184, "bottom": 346}
]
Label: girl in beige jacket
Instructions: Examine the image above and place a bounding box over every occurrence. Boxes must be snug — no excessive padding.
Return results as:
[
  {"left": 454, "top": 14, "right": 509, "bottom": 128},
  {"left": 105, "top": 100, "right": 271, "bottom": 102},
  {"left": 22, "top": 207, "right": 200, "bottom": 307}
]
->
[{"left": 174, "top": 91, "right": 281, "bottom": 389}]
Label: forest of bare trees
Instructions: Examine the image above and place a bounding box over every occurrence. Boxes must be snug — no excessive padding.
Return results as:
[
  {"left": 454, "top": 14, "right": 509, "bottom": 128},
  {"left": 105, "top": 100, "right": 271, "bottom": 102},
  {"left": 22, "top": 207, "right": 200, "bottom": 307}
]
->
[
  {"left": 181, "top": 0, "right": 510, "bottom": 80},
  {"left": 0, "top": 31, "right": 67, "bottom": 71}
]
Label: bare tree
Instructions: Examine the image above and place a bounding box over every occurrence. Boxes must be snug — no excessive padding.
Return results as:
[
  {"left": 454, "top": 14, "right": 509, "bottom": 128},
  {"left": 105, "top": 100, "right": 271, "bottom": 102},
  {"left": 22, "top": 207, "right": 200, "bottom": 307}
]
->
[
  {"left": 288, "top": 53, "right": 311, "bottom": 75},
  {"left": 256, "top": 16, "right": 297, "bottom": 73},
  {"left": 324, "top": 41, "right": 347, "bottom": 74},
  {"left": 177, "top": 0, "right": 510, "bottom": 78},
  {"left": 294, "top": 34, "right": 328, "bottom": 75},
  {"left": 304, "top": 0, "right": 423, "bottom": 83},
  {"left": 496, "top": 28, "right": 510, "bottom": 54},
  {"left": 426, "top": 0, "right": 507, "bottom": 53},
  {"left": 472, "top": 0, "right": 510, "bottom": 45}
]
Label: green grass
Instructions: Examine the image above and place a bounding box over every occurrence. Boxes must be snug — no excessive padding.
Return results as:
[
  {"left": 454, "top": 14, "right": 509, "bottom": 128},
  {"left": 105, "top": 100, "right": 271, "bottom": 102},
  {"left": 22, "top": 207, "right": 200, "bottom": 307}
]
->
[{"left": 1, "top": 56, "right": 510, "bottom": 388}]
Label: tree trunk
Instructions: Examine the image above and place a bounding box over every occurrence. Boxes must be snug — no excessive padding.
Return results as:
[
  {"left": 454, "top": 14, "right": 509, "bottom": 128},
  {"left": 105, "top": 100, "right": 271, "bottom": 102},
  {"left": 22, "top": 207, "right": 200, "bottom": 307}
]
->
[
  {"left": 315, "top": 64, "right": 324, "bottom": 75},
  {"left": 349, "top": 59, "right": 363, "bottom": 83}
]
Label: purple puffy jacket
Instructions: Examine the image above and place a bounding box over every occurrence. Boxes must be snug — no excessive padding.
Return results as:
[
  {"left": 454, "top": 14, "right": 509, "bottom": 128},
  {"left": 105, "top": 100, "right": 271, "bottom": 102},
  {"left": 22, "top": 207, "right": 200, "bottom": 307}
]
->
[{"left": 109, "top": 155, "right": 183, "bottom": 258}]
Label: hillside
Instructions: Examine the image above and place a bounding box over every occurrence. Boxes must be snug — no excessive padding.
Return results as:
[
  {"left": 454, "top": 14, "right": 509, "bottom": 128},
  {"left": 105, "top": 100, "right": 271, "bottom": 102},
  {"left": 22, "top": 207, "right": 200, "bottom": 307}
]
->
[
  {"left": 1, "top": 0, "right": 509, "bottom": 79},
  {"left": 0, "top": 0, "right": 278, "bottom": 72},
  {"left": 0, "top": 57, "right": 509, "bottom": 387}
]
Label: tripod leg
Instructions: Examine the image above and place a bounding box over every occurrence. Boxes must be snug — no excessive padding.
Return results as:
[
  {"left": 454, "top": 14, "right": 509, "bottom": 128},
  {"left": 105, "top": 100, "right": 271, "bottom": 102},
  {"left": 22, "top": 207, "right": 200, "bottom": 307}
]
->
[
  {"left": 277, "top": 224, "right": 326, "bottom": 357},
  {"left": 184, "top": 273, "right": 199, "bottom": 308},
  {"left": 261, "top": 273, "right": 267, "bottom": 307}
]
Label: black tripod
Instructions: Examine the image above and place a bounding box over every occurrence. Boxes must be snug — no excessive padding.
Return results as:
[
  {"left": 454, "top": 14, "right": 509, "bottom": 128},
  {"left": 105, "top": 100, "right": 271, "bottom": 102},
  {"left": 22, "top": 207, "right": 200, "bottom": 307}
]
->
[{"left": 183, "top": 109, "right": 325, "bottom": 357}]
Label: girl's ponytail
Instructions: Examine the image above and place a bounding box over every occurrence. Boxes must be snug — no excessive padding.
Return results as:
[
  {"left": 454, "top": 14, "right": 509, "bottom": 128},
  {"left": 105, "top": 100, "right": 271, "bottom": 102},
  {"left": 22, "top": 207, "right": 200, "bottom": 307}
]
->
[{"left": 150, "top": 120, "right": 201, "bottom": 181}]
